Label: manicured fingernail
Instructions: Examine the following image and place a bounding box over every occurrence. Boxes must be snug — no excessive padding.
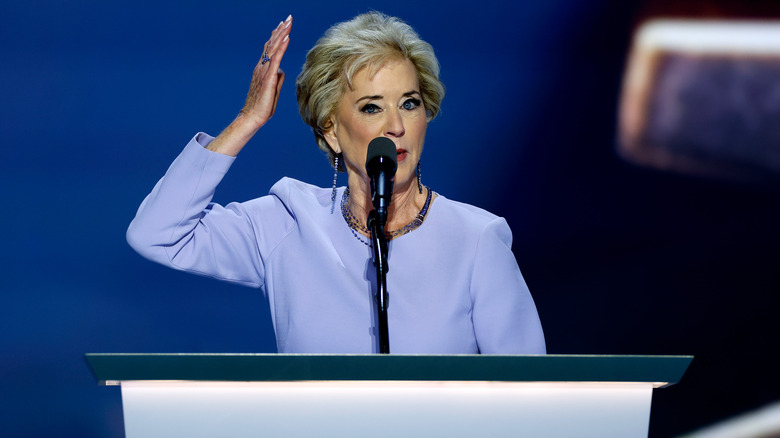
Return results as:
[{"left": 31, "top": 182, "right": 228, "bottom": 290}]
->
[
  {"left": 285, "top": 14, "right": 292, "bottom": 22},
  {"left": 278, "top": 21, "right": 283, "bottom": 28}
]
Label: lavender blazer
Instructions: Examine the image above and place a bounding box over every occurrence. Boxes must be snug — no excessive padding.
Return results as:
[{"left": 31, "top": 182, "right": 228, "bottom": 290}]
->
[{"left": 127, "top": 133, "right": 546, "bottom": 354}]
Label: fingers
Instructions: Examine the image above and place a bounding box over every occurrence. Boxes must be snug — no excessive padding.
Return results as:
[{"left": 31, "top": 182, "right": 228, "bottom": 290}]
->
[
  {"left": 254, "top": 15, "right": 292, "bottom": 73},
  {"left": 264, "top": 15, "right": 292, "bottom": 65},
  {"left": 260, "top": 17, "right": 290, "bottom": 88},
  {"left": 239, "top": 16, "right": 292, "bottom": 127}
]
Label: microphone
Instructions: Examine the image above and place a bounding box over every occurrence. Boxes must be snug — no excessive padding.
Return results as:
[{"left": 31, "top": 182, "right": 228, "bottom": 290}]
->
[{"left": 365, "top": 137, "right": 398, "bottom": 227}]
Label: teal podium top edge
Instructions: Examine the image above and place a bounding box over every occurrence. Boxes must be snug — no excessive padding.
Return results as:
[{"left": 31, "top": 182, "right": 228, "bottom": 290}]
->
[{"left": 85, "top": 354, "right": 693, "bottom": 387}]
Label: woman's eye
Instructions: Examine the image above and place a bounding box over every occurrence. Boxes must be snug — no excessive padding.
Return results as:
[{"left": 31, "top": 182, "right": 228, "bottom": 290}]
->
[
  {"left": 402, "top": 98, "right": 422, "bottom": 111},
  {"left": 360, "top": 103, "right": 381, "bottom": 114}
]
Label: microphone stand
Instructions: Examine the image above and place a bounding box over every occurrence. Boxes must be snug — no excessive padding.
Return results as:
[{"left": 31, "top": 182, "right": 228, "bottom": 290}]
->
[{"left": 367, "top": 209, "right": 390, "bottom": 354}]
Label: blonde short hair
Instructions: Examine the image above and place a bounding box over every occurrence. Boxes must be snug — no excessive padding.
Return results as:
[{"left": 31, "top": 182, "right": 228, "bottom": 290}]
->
[{"left": 296, "top": 11, "right": 445, "bottom": 168}]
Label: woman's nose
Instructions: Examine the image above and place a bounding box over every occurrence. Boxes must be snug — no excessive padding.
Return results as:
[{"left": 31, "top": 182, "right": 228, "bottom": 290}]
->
[{"left": 383, "top": 109, "right": 405, "bottom": 138}]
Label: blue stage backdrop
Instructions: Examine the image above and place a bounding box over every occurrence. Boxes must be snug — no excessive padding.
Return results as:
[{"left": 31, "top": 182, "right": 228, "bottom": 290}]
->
[{"left": 2, "top": 1, "right": 780, "bottom": 437}]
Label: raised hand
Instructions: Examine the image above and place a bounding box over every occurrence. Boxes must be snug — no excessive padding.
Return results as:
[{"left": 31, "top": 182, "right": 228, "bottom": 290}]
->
[
  {"left": 241, "top": 15, "right": 293, "bottom": 128},
  {"left": 207, "top": 15, "right": 293, "bottom": 156}
]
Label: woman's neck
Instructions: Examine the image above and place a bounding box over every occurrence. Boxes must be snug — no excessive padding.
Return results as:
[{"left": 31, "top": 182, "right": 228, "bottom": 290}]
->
[{"left": 346, "top": 173, "right": 426, "bottom": 234}]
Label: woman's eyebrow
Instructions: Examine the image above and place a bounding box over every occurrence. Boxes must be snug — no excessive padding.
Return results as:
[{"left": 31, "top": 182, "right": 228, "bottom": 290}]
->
[
  {"left": 355, "top": 90, "right": 421, "bottom": 104},
  {"left": 355, "top": 95, "right": 382, "bottom": 104}
]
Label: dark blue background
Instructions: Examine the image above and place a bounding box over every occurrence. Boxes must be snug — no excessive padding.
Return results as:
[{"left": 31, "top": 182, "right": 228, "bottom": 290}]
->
[{"left": 3, "top": 1, "right": 779, "bottom": 436}]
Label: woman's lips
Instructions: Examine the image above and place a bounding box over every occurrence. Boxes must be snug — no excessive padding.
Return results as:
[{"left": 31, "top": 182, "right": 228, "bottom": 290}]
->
[{"left": 396, "top": 149, "right": 408, "bottom": 163}]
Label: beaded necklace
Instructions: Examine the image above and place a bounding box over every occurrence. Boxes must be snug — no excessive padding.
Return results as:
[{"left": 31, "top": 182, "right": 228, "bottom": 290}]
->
[{"left": 341, "top": 186, "right": 433, "bottom": 246}]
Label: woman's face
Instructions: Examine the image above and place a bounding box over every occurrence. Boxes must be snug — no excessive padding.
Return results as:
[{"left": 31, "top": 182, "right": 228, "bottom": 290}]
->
[{"left": 324, "top": 58, "right": 428, "bottom": 192}]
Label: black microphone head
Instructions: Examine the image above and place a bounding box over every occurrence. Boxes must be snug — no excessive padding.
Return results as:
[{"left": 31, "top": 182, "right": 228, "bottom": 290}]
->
[{"left": 366, "top": 137, "right": 398, "bottom": 174}]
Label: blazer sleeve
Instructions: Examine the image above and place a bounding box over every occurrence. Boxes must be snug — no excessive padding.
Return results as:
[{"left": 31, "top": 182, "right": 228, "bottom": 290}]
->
[
  {"left": 126, "top": 133, "right": 292, "bottom": 288},
  {"left": 470, "top": 217, "right": 546, "bottom": 354}
]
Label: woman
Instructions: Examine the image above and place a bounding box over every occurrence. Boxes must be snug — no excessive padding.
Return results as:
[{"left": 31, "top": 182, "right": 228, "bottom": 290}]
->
[{"left": 127, "top": 12, "right": 545, "bottom": 354}]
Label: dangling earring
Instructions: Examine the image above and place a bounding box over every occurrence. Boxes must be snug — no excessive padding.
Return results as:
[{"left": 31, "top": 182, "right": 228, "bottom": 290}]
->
[
  {"left": 416, "top": 160, "right": 423, "bottom": 194},
  {"left": 331, "top": 155, "right": 340, "bottom": 204}
]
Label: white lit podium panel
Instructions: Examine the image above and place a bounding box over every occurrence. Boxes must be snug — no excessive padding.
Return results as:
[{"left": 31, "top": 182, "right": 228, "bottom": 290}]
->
[{"left": 85, "top": 354, "right": 692, "bottom": 438}]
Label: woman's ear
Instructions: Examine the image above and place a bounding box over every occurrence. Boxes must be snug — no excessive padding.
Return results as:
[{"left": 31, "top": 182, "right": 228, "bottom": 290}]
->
[{"left": 322, "top": 117, "right": 341, "bottom": 155}]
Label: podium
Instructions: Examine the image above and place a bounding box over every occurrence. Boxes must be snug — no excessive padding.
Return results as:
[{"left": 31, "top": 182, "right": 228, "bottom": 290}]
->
[{"left": 85, "top": 354, "right": 691, "bottom": 438}]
